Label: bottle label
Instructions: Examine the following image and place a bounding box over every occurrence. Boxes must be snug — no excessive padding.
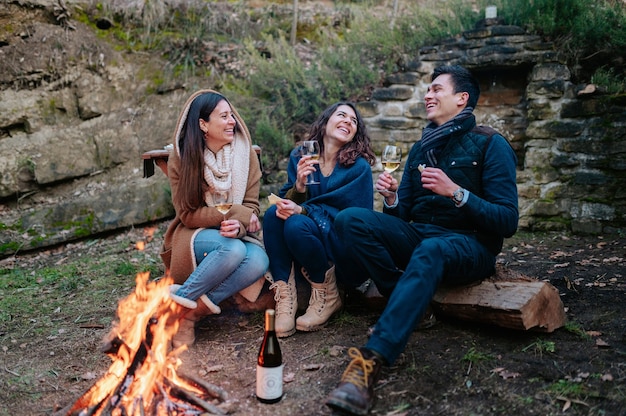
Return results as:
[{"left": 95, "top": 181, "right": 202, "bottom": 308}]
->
[{"left": 256, "top": 364, "right": 283, "bottom": 400}]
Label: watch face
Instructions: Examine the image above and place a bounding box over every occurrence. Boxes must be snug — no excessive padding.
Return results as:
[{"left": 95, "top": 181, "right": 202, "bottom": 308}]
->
[{"left": 453, "top": 189, "right": 464, "bottom": 202}]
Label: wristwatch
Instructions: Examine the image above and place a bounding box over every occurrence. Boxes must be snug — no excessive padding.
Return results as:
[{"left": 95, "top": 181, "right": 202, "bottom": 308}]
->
[{"left": 452, "top": 188, "right": 465, "bottom": 205}]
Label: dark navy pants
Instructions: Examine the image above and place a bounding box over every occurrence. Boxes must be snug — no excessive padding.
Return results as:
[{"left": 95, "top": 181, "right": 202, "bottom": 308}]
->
[
  {"left": 335, "top": 207, "right": 496, "bottom": 364},
  {"left": 263, "top": 204, "right": 330, "bottom": 284}
]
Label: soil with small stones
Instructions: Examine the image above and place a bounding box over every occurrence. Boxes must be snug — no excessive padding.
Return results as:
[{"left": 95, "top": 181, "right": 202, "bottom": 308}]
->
[{"left": 0, "top": 221, "right": 624, "bottom": 416}]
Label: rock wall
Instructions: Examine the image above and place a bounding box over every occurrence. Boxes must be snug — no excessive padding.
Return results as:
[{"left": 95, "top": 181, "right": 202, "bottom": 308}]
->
[
  {"left": 0, "top": 0, "right": 185, "bottom": 255},
  {"left": 357, "top": 19, "right": 626, "bottom": 235},
  {"left": 1, "top": 3, "right": 624, "bottom": 257}
]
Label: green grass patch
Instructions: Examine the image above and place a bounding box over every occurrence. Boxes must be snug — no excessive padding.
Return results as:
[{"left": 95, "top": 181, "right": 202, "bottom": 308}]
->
[{"left": 522, "top": 338, "right": 556, "bottom": 356}]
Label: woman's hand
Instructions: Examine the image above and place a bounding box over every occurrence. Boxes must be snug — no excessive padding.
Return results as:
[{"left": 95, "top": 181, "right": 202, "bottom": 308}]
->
[
  {"left": 247, "top": 213, "right": 261, "bottom": 233},
  {"left": 295, "top": 155, "right": 318, "bottom": 193},
  {"left": 375, "top": 172, "right": 398, "bottom": 205},
  {"left": 275, "top": 199, "right": 302, "bottom": 220},
  {"left": 219, "top": 219, "right": 241, "bottom": 238}
]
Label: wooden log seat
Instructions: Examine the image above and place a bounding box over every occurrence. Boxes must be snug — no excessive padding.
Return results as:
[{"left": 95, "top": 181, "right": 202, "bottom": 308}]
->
[{"left": 431, "top": 265, "right": 566, "bottom": 332}]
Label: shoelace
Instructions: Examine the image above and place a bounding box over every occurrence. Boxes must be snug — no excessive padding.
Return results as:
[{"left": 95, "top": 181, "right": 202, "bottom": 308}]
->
[
  {"left": 340, "top": 347, "right": 374, "bottom": 389},
  {"left": 302, "top": 267, "right": 326, "bottom": 311},
  {"left": 269, "top": 280, "right": 295, "bottom": 315}
]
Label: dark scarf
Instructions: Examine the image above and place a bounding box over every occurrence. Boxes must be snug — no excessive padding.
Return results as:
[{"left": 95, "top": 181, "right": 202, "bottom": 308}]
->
[{"left": 420, "top": 107, "right": 475, "bottom": 166}]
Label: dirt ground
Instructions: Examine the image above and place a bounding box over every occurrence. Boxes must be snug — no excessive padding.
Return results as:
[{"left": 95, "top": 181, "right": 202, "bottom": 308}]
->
[{"left": 1, "top": 221, "right": 624, "bottom": 416}]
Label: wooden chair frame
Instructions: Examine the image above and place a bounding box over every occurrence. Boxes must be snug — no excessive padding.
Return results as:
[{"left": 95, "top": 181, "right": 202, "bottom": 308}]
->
[{"left": 142, "top": 144, "right": 262, "bottom": 178}]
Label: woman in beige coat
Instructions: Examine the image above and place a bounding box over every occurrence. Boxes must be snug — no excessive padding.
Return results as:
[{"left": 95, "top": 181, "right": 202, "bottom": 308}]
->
[{"left": 161, "top": 90, "right": 268, "bottom": 348}]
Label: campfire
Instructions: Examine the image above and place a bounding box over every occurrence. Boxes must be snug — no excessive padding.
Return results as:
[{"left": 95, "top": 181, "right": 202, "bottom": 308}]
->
[{"left": 60, "top": 272, "right": 228, "bottom": 416}]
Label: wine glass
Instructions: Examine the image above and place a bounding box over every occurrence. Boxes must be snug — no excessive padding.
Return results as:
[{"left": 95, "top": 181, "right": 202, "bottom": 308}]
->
[
  {"left": 213, "top": 189, "right": 232, "bottom": 221},
  {"left": 300, "top": 140, "right": 320, "bottom": 185},
  {"left": 382, "top": 145, "right": 402, "bottom": 175}
]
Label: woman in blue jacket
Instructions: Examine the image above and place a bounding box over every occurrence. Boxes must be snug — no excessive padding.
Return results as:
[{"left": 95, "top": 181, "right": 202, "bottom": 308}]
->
[{"left": 263, "top": 102, "right": 376, "bottom": 337}]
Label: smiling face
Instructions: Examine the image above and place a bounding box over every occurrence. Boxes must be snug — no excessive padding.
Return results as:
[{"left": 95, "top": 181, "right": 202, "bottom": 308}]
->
[
  {"left": 199, "top": 99, "right": 236, "bottom": 152},
  {"left": 324, "top": 104, "right": 358, "bottom": 145},
  {"left": 424, "top": 73, "right": 469, "bottom": 126}
]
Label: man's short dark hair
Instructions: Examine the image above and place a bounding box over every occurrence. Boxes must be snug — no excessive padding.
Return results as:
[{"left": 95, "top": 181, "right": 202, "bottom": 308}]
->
[{"left": 432, "top": 65, "right": 480, "bottom": 109}]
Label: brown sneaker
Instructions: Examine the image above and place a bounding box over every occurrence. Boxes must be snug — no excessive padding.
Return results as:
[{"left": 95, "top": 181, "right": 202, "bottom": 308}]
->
[{"left": 325, "top": 347, "right": 383, "bottom": 415}]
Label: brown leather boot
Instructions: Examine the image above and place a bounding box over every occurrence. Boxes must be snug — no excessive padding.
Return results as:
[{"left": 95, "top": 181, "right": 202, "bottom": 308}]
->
[
  {"left": 325, "top": 347, "right": 383, "bottom": 415},
  {"left": 172, "top": 293, "right": 220, "bottom": 348},
  {"left": 268, "top": 269, "right": 298, "bottom": 338},
  {"left": 296, "top": 265, "right": 342, "bottom": 332}
]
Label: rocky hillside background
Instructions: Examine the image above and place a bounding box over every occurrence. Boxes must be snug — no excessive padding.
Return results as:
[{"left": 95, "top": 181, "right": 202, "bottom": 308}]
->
[
  {"left": 1, "top": 0, "right": 625, "bottom": 258},
  {"left": 0, "top": 0, "right": 227, "bottom": 256}
]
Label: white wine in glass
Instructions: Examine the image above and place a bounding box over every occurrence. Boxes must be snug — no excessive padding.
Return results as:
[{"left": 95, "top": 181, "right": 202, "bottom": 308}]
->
[
  {"left": 382, "top": 145, "right": 402, "bottom": 174},
  {"left": 213, "top": 189, "right": 232, "bottom": 221},
  {"left": 301, "top": 140, "right": 320, "bottom": 185}
]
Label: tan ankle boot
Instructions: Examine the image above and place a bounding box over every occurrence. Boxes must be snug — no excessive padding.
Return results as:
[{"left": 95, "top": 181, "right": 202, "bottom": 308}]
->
[
  {"left": 172, "top": 292, "right": 220, "bottom": 348},
  {"left": 268, "top": 269, "right": 298, "bottom": 338},
  {"left": 296, "top": 265, "right": 342, "bottom": 332}
]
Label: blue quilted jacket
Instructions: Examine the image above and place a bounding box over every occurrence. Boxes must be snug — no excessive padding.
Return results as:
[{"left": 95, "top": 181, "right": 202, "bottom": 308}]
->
[{"left": 387, "top": 117, "right": 519, "bottom": 255}]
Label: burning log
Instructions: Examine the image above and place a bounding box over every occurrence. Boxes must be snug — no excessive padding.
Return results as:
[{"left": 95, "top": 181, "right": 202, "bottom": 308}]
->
[{"left": 57, "top": 272, "right": 229, "bottom": 416}]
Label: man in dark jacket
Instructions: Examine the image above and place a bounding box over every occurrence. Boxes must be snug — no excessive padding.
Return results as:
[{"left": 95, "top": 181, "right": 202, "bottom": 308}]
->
[{"left": 326, "top": 65, "right": 519, "bottom": 415}]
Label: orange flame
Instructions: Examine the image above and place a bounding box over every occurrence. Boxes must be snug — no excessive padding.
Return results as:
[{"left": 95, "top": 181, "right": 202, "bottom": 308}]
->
[{"left": 67, "top": 272, "right": 205, "bottom": 415}]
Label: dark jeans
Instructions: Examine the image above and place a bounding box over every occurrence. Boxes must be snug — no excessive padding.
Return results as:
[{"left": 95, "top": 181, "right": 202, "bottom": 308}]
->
[
  {"left": 335, "top": 207, "right": 496, "bottom": 364},
  {"left": 263, "top": 204, "right": 330, "bottom": 284}
]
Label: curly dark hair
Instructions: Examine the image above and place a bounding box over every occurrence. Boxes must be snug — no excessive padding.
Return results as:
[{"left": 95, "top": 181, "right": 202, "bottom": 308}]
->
[{"left": 305, "top": 102, "right": 376, "bottom": 167}]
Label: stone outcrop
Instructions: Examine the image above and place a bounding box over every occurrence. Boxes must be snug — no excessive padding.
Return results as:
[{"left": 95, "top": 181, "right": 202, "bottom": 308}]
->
[
  {"left": 0, "top": 0, "right": 184, "bottom": 255},
  {"left": 0, "top": 2, "right": 624, "bottom": 257}
]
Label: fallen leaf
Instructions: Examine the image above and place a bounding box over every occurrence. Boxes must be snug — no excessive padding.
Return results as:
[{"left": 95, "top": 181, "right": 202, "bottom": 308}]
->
[
  {"left": 562, "top": 399, "right": 571, "bottom": 412},
  {"left": 602, "top": 256, "right": 623, "bottom": 263},
  {"left": 492, "top": 367, "right": 520, "bottom": 379},
  {"left": 549, "top": 250, "right": 570, "bottom": 259},
  {"left": 595, "top": 338, "right": 610, "bottom": 348},
  {"left": 601, "top": 373, "right": 613, "bottom": 381},
  {"left": 302, "top": 363, "right": 324, "bottom": 371},
  {"left": 283, "top": 372, "right": 296, "bottom": 383},
  {"left": 329, "top": 345, "right": 344, "bottom": 357},
  {"left": 204, "top": 364, "right": 224, "bottom": 373},
  {"left": 586, "top": 330, "right": 602, "bottom": 337}
]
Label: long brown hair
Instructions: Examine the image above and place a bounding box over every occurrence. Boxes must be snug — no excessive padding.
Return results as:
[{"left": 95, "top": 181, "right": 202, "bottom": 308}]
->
[
  {"left": 175, "top": 92, "right": 239, "bottom": 211},
  {"left": 305, "top": 102, "right": 376, "bottom": 166}
]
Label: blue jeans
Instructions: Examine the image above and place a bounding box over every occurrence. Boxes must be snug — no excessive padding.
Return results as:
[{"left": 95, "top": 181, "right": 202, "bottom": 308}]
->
[
  {"left": 335, "top": 207, "right": 496, "bottom": 365},
  {"left": 263, "top": 205, "right": 330, "bottom": 284},
  {"left": 175, "top": 229, "right": 269, "bottom": 305}
]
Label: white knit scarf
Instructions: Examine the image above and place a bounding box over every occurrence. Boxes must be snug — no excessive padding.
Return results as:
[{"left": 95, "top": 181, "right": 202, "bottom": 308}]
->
[
  {"left": 202, "top": 135, "right": 249, "bottom": 207},
  {"left": 203, "top": 143, "right": 233, "bottom": 194}
]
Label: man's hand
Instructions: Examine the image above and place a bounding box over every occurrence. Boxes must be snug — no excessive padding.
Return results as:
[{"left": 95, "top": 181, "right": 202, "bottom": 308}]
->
[{"left": 420, "top": 167, "right": 457, "bottom": 198}]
